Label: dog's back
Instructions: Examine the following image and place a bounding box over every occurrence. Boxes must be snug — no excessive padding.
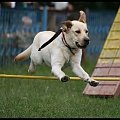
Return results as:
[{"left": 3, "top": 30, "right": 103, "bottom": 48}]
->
[{"left": 14, "top": 31, "right": 55, "bottom": 62}]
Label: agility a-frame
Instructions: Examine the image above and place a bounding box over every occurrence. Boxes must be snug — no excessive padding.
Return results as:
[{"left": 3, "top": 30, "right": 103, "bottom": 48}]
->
[{"left": 83, "top": 7, "right": 120, "bottom": 97}]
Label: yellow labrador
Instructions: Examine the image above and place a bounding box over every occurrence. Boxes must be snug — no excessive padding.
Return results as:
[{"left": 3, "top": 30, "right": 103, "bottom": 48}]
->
[{"left": 14, "top": 11, "right": 99, "bottom": 87}]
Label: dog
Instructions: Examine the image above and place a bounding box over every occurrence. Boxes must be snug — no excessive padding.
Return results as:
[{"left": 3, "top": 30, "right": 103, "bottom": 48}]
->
[{"left": 14, "top": 11, "right": 99, "bottom": 87}]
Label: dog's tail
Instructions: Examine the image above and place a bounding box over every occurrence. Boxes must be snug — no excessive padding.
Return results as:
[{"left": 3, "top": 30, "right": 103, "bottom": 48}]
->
[{"left": 14, "top": 45, "right": 32, "bottom": 62}]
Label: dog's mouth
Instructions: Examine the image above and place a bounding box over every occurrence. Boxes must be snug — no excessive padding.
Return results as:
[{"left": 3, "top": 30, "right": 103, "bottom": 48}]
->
[{"left": 75, "top": 41, "right": 89, "bottom": 49}]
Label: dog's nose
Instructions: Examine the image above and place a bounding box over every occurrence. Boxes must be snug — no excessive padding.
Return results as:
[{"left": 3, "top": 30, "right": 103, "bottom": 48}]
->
[
  {"left": 84, "top": 38, "right": 90, "bottom": 42},
  {"left": 84, "top": 38, "right": 90, "bottom": 46}
]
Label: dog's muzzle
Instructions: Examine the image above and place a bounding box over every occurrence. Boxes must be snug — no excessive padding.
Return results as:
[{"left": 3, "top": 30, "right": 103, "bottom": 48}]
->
[{"left": 75, "top": 38, "right": 90, "bottom": 49}]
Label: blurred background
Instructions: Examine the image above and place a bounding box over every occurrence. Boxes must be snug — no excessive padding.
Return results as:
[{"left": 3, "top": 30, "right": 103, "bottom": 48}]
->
[
  {"left": 0, "top": 2, "right": 120, "bottom": 118},
  {"left": 0, "top": 2, "right": 119, "bottom": 67}
]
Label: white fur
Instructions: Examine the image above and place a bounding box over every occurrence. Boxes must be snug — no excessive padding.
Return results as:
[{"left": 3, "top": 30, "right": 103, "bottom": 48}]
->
[{"left": 15, "top": 19, "right": 99, "bottom": 86}]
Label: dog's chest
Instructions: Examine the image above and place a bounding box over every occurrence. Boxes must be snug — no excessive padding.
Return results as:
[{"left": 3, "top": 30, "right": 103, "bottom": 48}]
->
[{"left": 61, "top": 47, "right": 73, "bottom": 63}]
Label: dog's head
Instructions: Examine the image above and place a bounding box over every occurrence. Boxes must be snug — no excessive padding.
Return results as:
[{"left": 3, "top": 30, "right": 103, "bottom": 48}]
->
[{"left": 62, "top": 11, "right": 90, "bottom": 49}]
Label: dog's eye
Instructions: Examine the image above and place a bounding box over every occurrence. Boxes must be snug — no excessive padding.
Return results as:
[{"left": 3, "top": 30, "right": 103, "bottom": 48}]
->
[
  {"left": 75, "top": 30, "right": 81, "bottom": 34},
  {"left": 86, "top": 30, "right": 88, "bottom": 34}
]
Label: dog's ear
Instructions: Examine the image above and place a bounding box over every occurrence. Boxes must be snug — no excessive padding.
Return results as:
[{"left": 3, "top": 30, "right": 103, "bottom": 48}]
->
[
  {"left": 79, "top": 11, "right": 86, "bottom": 23},
  {"left": 62, "top": 20, "right": 73, "bottom": 32}
]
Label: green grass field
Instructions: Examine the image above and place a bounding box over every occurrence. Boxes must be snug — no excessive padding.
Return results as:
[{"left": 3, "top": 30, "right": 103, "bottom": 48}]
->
[{"left": 0, "top": 58, "right": 120, "bottom": 118}]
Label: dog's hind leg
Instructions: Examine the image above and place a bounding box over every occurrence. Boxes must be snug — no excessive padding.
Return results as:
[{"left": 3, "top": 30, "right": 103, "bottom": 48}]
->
[{"left": 28, "top": 60, "right": 36, "bottom": 73}]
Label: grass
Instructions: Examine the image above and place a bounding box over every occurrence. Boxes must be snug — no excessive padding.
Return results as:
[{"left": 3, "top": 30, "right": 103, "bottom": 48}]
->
[{"left": 0, "top": 57, "right": 120, "bottom": 118}]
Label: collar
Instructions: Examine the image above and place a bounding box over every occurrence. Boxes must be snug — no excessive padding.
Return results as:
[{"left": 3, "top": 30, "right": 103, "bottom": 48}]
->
[{"left": 61, "top": 32, "right": 77, "bottom": 55}]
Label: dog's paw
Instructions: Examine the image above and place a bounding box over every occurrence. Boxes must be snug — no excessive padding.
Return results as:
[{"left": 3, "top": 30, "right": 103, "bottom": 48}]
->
[
  {"left": 61, "top": 75, "right": 70, "bottom": 82},
  {"left": 28, "top": 69, "right": 35, "bottom": 74},
  {"left": 89, "top": 80, "right": 99, "bottom": 87},
  {"left": 85, "top": 78, "right": 99, "bottom": 87}
]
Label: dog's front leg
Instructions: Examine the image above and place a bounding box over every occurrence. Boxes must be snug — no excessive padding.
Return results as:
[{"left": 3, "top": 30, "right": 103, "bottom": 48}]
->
[
  {"left": 70, "top": 54, "right": 99, "bottom": 87},
  {"left": 51, "top": 54, "right": 70, "bottom": 82},
  {"left": 51, "top": 64, "right": 70, "bottom": 82},
  {"left": 71, "top": 62, "right": 99, "bottom": 87}
]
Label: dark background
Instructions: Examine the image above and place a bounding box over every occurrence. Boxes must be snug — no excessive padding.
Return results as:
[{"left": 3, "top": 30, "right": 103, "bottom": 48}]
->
[{"left": 70, "top": 2, "right": 120, "bottom": 11}]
